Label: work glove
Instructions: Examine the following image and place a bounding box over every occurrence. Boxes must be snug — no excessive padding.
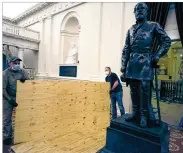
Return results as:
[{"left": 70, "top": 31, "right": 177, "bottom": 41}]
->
[
  {"left": 20, "top": 78, "right": 26, "bottom": 83},
  {"left": 9, "top": 99, "right": 18, "bottom": 107},
  {"left": 152, "top": 56, "right": 160, "bottom": 68}
]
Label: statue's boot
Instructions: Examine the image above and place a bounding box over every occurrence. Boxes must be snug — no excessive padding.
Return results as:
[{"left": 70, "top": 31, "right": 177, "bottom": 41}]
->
[
  {"left": 125, "top": 105, "right": 138, "bottom": 121},
  {"left": 125, "top": 80, "right": 139, "bottom": 121},
  {"left": 140, "top": 111, "right": 147, "bottom": 128},
  {"left": 143, "top": 80, "right": 156, "bottom": 127}
]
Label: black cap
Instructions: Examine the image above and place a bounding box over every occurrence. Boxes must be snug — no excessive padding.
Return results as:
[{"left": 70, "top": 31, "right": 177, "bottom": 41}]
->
[{"left": 9, "top": 56, "right": 22, "bottom": 63}]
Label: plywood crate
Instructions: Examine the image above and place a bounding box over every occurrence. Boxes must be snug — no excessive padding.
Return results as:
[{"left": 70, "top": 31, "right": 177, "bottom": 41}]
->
[{"left": 12, "top": 80, "right": 110, "bottom": 153}]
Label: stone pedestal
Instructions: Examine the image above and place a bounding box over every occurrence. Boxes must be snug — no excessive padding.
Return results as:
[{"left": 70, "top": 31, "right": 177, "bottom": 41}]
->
[
  {"left": 59, "top": 64, "right": 77, "bottom": 77},
  {"left": 98, "top": 115, "right": 170, "bottom": 153}
]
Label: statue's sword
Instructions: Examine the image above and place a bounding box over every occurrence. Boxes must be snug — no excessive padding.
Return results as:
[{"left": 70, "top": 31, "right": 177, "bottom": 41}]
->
[{"left": 154, "top": 65, "right": 162, "bottom": 126}]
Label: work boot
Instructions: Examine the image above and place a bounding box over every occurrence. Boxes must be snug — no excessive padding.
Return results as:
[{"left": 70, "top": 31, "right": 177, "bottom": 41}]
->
[
  {"left": 140, "top": 111, "right": 147, "bottom": 128},
  {"left": 3, "top": 138, "right": 12, "bottom": 145}
]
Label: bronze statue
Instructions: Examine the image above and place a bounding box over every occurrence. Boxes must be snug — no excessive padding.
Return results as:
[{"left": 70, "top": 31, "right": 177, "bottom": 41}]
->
[{"left": 121, "top": 2, "right": 171, "bottom": 128}]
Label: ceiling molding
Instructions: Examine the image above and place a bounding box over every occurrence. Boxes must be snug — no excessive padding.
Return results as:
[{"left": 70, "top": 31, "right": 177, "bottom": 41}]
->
[{"left": 12, "top": 2, "right": 55, "bottom": 22}]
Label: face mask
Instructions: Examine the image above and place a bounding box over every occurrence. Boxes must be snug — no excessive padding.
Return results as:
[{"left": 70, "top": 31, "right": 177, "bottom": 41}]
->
[
  {"left": 11, "top": 64, "right": 20, "bottom": 71},
  {"left": 105, "top": 71, "right": 110, "bottom": 75}
]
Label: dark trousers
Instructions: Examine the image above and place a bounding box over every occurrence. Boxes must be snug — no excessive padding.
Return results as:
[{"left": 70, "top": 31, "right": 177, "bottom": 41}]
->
[
  {"left": 3, "top": 99, "right": 13, "bottom": 140},
  {"left": 129, "top": 80, "right": 155, "bottom": 121},
  {"left": 110, "top": 91, "right": 125, "bottom": 119}
]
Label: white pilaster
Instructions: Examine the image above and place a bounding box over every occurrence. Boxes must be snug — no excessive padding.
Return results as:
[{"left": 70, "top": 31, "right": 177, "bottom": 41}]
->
[
  {"left": 98, "top": 3, "right": 103, "bottom": 81},
  {"left": 45, "top": 16, "right": 52, "bottom": 76},
  {"left": 37, "top": 19, "right": 46, "bottom": 77}
]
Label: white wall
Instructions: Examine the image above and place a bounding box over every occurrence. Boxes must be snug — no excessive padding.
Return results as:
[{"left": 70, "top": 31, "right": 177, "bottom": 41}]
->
[
  {"left": 33, "top": 3, "right": 103, "bottom": 80},
  {"left": 18, "top": 2, "right": 180, "bottom": 81},
  {"left": 26, "top": 22, "right": 41, "bottom": 32},
  {"left": 99, "top": 2, "right": 136, "bottom": 81},
  {"left": 23, "top": 49, "right": 38, "bottom": 71},
  {"left": 17, "top": 2, "right": 137, "bottom": 80}
]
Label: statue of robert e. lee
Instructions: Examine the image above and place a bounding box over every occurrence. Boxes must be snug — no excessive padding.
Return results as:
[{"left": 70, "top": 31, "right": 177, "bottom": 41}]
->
[{"left": 121, "top": 2, "right": 171, "bottom": 128}]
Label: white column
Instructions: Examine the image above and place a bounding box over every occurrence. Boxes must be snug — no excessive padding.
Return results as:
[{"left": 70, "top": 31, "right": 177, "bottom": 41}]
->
[
  {"left": 60, "top": 32, "right": 65, "bottom": 65},
  {"left": 37, "top": 19, "right": 46, "bottom": 77},
  {"left": 97, "top": 3, "right": 103, "bottom": 81},
  {"left": 45, "top": 16, "right": 52, "bottom": 76},
  {"left": 18, "top": 47, "right": 24, "bottom": 68}
]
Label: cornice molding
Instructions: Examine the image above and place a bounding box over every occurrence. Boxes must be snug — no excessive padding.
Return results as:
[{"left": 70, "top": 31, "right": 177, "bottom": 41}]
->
[
  {"left": 3, "top": 21, "right": 40, "bottom": 33},
  {"left": 3, "top": 32, "right": 40, "bottom": 43},
  {"left": 12, "top": 3, "right": 53, "bottom": 22},
  {"left": 14, "top": 2, "right": 85, "bottom": 27},
  {"left": 2, "top": 40, "right": 39, "bottom": 51},
  {"left": 60, "top": 30, "right": 79, "bottom": 35},
  {"left": 3, "top": 16, "right": 17, "bottom": 24}
]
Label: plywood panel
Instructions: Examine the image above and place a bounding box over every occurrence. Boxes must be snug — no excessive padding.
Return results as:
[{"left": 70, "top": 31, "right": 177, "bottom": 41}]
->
[{"left": 12, "top": 80, "right": 110, "bottom": 152}]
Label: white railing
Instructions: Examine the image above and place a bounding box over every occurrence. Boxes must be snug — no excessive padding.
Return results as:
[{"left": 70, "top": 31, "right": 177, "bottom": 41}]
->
[{"left": 2, "top": 22, "right": 39, "bottom": 41}]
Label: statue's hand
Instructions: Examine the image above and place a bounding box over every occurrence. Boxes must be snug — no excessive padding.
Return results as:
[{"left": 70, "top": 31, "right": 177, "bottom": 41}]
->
[
  {"left": 120, "top": 73, "right": 126, "bottom": 82},
  {"left": 152, "top": 56, "right": 159, "bottom": 68},
  {"left": 153, "top": 56, "right": 159, "bottom": 63},
  {"left": 120, "top": 67, "right": 126, "bottom": 73}
]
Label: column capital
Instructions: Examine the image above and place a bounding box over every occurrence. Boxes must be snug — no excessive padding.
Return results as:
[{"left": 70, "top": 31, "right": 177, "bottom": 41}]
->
[
  {"left": 46, "top": 15, "right": 52, "bottom": 20},
  {"left": 39, "top": 18, "right": 45, "bottom": 23},
  {"left": 16, "top": 47, "right": 25, "bottom": 51}
]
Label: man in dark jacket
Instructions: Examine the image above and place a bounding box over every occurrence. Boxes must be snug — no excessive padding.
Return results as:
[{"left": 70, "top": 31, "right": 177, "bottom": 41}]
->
[
  {"left": 105, "top": 67, "right": 125, "bottom": 120},
  {"left": 121, "top": 2, "right": 171, "bottom": 128}
]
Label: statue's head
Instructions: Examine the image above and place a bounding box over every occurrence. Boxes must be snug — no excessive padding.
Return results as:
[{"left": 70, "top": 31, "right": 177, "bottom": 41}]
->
[
  {"left": 134, "top": 2, "right": 148, "bottom": 22},
  {"left": 70, "top": 43, "right": 76, "bottom": 49}
]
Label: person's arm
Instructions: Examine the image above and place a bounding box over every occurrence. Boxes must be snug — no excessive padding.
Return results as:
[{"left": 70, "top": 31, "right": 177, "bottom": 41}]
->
[
  {"left": 3, "top": 72, "right": 11, "bottom": 101},
  {"left": 153, "top": 23, "right": 171, "bottom": 63},
  {"left": 121, "top": 30, "right": 131, "bottom": 73},
  {"left": 3, "top": 72, "right": 18, "bottom": 107},
  {"left": 111, "top": 81, "right": 119, "bottom": 90},
  {"left": 3, "top": 89, "right": 11, "bottom": 101},
  {"left": 111, "top": 74, "right": 120, "bottom": 91},
  {"left": 3, "top": 89, "right": 17, "bottom": 107},
  {"left": 20, "top": 69, "right": 30, "bottom": 83}
]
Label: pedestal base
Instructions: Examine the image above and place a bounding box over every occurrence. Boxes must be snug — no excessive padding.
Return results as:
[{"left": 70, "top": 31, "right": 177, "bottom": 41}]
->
[
  {"left": 59, "top": 65, "right": 77, "bottom": 77},
  {"left": 98, "top": 116, "right": 170, "bottom": 153}
]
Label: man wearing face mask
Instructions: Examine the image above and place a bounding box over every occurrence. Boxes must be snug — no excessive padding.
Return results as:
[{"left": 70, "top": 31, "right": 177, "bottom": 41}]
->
[
  {"left": 3, "top": 56, "right": 29, "bottom": 145},
  {"left": 121, "top": 3, "right": 171, "bottom": 128},
  {"left": 105, "top": 67, "right": 125, "bottom": 120}
]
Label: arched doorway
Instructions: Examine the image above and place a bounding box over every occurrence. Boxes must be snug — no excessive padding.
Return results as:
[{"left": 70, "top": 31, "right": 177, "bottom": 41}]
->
[{"left": 60, "top": 12, "right": 80, "bottom": 78}]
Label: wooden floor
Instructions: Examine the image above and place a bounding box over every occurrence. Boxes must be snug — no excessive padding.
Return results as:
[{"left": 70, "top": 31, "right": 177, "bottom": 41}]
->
[
  {"left": 12, "top": 80, "right": 110, "bottom": 153},
  {"left": 12, "top": 131, "right": 106, "bottom": 153},
  {"left": 10, "top": 126, "right": 183, "bottom": 153},
  {"left": 152, "top": 100, "right": 183, "bottom": 125}
]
